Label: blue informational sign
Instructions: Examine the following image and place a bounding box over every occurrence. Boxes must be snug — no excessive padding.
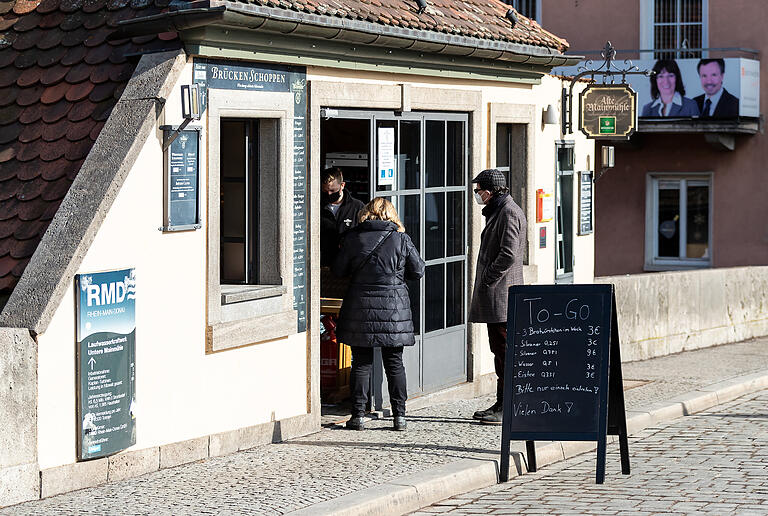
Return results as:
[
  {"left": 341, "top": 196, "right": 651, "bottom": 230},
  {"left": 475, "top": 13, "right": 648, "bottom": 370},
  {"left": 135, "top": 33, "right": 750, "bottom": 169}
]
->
[
  {"left": 193, "top": 59, "right": 308, "bottom": 333},
  {"left": 76, "top": 268, "right": 136, "bottom": 460}
]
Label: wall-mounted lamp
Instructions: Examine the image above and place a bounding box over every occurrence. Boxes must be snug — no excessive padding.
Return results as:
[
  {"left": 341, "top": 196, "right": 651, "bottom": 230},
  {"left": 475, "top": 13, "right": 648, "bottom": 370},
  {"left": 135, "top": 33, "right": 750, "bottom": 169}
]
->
[
  {"left": 415, "top": 0, "right": 427, "bottom": 14},
  {"left": 164, "top": 84, "right": 202, "bottom": 150},
  {"left": 601, "top": 145, "right": 615, "bottom": 168},
  {"left": 505, "top": 9, "right": 518, "bottom": 28},
  {"left": 543, "top": 104, "right": 558, "bottom": 125}
]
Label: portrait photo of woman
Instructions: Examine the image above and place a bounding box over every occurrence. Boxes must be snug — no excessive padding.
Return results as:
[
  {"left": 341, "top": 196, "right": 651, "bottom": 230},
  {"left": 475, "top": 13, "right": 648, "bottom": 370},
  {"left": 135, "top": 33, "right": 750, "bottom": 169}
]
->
[{"left": 641, "top": 59, "right": 700, "bottom": 117}]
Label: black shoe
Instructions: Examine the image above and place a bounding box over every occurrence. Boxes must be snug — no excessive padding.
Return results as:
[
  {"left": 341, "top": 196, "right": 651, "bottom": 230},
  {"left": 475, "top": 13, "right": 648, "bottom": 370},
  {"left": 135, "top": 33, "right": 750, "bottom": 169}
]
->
[
  {"left": 480, "top": 409, "right": 503, "bottom": 425},
  {"left": 393, "top": 416, "right": 407, "bottom": 431},
  {"left": 473, "top": 401, "right": 502, "bottom": 420},
  {"left": 345, "top": 416, "right": 365, "bottom": 431}
]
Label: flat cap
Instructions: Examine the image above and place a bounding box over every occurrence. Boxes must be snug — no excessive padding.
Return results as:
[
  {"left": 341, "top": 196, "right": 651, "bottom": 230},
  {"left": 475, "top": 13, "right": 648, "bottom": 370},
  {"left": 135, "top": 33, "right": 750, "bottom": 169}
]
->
[{"left": 471, "top": 169, "right": 506, "bottom": 190}]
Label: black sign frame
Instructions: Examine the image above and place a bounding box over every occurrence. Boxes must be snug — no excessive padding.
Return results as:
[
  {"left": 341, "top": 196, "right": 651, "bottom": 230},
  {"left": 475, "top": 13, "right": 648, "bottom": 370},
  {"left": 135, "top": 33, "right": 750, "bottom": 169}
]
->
[
  {"left": 499, "top": 284, "right": 630, "bottom": 484},
  {"left": 579, "top": 84, "right": 638, "bottom": 140},
  {"left": 161, "top": 125, "right": 201, "bottom": 232}
]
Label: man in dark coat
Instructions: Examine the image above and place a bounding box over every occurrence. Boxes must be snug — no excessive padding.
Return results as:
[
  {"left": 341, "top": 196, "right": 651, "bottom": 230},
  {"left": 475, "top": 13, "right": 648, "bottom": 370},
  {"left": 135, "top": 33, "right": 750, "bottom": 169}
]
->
[
  {"left": 468, "top": 169, "right": 527, "bottom": 425},
  {"left": 694, "top": 58, "right": 739, "bottom": 119},
  {"left": 320, "top": 167, "right": 365, "bottom": 267}
]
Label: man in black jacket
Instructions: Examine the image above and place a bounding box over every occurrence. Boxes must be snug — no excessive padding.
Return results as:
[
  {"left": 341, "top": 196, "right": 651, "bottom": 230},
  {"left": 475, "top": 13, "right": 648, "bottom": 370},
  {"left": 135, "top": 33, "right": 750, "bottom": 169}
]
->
[{"left": 320, "top": 167, "right": 365, "bottom": 267}]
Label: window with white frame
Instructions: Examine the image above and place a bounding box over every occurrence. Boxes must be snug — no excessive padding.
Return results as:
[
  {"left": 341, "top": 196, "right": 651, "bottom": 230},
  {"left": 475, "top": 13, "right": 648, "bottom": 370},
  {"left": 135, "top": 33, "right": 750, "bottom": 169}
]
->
[
  {"left": 652, "top": 0, "right": 706, "bottom": 58},
  {"left": 646, "top": 174, "right": 711, "bottom": 269},
  {"left": 503, "top": 0, "right": 541, "bottom": 23}
]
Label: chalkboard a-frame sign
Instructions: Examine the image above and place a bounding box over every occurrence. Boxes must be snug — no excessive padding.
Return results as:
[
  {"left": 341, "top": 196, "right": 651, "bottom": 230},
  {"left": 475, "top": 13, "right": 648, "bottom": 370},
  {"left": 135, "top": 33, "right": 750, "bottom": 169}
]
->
[{"left": 499, "top": 284, "right": 630, "bottom": 484}]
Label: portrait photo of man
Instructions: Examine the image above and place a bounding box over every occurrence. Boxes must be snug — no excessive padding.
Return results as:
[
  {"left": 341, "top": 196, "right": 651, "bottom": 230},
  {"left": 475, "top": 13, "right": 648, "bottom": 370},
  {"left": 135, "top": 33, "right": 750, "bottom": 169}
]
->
[{"left": 694, "top": 58, "right": 739, "bottom": 118}]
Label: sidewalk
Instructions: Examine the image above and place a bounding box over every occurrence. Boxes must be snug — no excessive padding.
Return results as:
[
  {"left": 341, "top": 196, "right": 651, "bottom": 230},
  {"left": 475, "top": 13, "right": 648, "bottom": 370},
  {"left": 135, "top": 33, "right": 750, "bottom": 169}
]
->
[{"left": 4, "top": 337, "right": 768, "bottom": 516}]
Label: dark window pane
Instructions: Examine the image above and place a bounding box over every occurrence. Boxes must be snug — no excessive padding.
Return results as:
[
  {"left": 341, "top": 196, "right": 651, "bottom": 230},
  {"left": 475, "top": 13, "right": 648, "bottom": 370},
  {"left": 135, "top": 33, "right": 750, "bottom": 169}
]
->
[
  {"left": 446, "top": 191, "right": 464, "bottom": 257},
  {"left": 425, "top": 120, "right": 445, "bottom": 188},
  {"left": 557, "top": 146, "right": 574, "bottom": 172},
  {"left": 400, "top": 194, "right": 420, "bottom": 254},
  {"left": 376, "top": 120, "right": 398, "bottom": 193},
  {"left": 680, "top": 24, "right": 702, "bottom": 57},
  {"left": 496, "top": 124, "right": 510, "bottom": 170},
  {"left": 446, "top": 261, "right": 464, "bottom": 327},
  {"left": 220, "top": 120, "right": 247, "bottom": 283},
  {"left": 686, "top": 183, "right": 709, "bottom": 258},
  {"left": 425, "top": 192, "right": 445, "bottom": 260},
  {"left": 654, "top": 25, "right": 676, "bottom": 58},
  {"left": 425, "top": 264, "right": 444, "bottom": 333},
  {"left": 655, "top": 0, "right": 676, "bottom": 23},
  {"left": 400, "top": 120, "right": 420, "bottom": 190},
  {"left": 681, "top": 0, "right": 702, "bottom": 22},
  {"left": 447, "top": 121, "right": 465, "bottom": 186},
  {"left": 657, "top": 181, "right": 680, "bottom": 258}
]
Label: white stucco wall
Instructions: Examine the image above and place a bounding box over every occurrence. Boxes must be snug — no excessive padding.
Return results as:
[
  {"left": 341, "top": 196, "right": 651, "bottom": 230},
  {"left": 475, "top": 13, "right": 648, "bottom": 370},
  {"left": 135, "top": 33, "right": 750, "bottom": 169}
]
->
[{"left": 36, "top": 62, "right": 308, "bottom": 469}]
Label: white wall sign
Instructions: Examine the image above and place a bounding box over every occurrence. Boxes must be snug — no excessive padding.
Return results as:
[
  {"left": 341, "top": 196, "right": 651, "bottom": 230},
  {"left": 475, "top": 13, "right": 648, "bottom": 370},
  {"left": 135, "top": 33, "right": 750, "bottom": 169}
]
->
[{"left": 377, "top": 127, "right": 396, "bottom": 186}]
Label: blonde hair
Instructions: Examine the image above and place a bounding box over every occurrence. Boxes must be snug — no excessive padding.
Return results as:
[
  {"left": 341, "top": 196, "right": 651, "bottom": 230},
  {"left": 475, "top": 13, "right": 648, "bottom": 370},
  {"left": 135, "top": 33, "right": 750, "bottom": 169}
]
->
[{"left": 358, "top": 197, "right": 406, "bottom": 232}]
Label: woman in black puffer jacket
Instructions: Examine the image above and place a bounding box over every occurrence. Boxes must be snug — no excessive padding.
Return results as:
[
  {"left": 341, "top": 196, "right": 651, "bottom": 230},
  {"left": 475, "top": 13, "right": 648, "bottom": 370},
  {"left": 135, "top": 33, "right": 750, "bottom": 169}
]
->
[{"left": 333, "top": 197, "right": 425, "bottom": 431}]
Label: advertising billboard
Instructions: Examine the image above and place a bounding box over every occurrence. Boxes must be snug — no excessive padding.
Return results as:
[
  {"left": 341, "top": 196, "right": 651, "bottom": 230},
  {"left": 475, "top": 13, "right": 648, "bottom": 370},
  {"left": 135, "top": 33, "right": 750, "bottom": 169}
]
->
[
  {"left": 558, "top": 57, "right": 759, "bottom": 120},
  {"left": 76, "top": 268, "right": 136, "bottom": 460}
]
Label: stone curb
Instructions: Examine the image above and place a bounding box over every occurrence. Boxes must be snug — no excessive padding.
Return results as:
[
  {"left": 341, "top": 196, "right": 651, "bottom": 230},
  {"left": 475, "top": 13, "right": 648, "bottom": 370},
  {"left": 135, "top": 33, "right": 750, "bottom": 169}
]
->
[{"left": 286, "top": 369, "right": 768, "bottom": 516}]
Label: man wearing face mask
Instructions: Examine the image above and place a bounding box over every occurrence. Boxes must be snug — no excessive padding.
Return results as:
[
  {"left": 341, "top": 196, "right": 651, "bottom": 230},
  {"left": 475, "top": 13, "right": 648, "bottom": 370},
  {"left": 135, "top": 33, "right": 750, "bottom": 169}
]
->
[
  {"left": 468, "top": 169, "right": 527, "bottom": 425},
  {"left": 321, "top": 167, "right": 365, "bottom": 267}
]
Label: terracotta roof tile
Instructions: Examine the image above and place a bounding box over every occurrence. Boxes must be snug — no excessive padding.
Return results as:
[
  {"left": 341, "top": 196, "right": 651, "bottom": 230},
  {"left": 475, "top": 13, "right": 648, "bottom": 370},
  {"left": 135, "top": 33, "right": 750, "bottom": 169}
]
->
[
  {"left": 58, "top": 43, "right": 86, "bottom": 65},
  {"left": 0, "top": 85, "right": 20, "bottom": 106},
  {"left": 66, "top": 98, "right": 95, "bottom": 120},
  {"left": 83, "top": 0, "right": 107, "bottom": 12},
  {"left": 11, "top": 27, "right": 39, "bottom": 49},
  {"left": 17, "top": 176, "right": 47, "bottom": 200},
  {"left": 65, "top": 61, "right": 90, "bottom": 82},
  {"left": 0, "top": 144, "right": 16, "bottom": 164},
  {"left": 83, "top": 42, "right": 111, "bottom": 63},
  {"left": 12, "top": 0, "right": 42, "bottom": 15},
  {"left": 0, "top": 102, "right": 22, "bottom": 124},
  {"left": 40, "top": 80, "right": 69, "bottom": 103},
  {"left": 13, "top": 49, "right": 38, "bottom": 68},
  {"left": 36, "top": 45, "right": 67, "bottom": 66},
  {"left": 38, "top": 10, "right": 65, "bottom": 27},
  {"left": 36, "top": 0, "right": 60, "bottom": 13},
  {"left": 40, "top": 63, "right": 68, "bottom": 84},
  {"left": 0, "top": 236, "right": 12, "bottom": 256},
  {"left": 60, "top": 10, "right": 84, "bottom": 29},
  {"left": 64, "top": 118, "right": 93, "bottom": 140},
  {"left": 0, "top": 13, "right": 19, "bottom": 31},
  {"left": 0, "top": 1, "right": 14, "bottom": 14},
  {"left": 16, "top": 64, "right": 43, "bottom": 86},
  {"left": 19, "top": 102, "right": 43, "bottom": 122},
  {"left": 88, "top": 80, "right": 112, "bottom": 101},
  {"left": 15, "top": 138, "right": 43, "bottom": 161},
  {"left": 0, "top": 198, "right": 21, "bottom": 221},
  {"left": 18, "top": 120, "right": 43, "bottom": 142},
  {"left": 11, "top": 256, "right": 30, "bottom": 277},
  {"left": 16, "top": 84, "right": 45, "bottom": 105},
  {"left": 39, "top": 156, "right": 69, "bottom": 180},
  {"left": 39, "top": 139, "right": 67, "bottom": 160},
  {"left": 11, "top": 236, "right": 38, "bottom": 258},
  {"left": 60, "top": 0, "right": 84, "bottom": 13},
  {"left": 65, "top": 79, "right": 94, "bottom": 101},
  {"left": 37, "top": 27, "right": 64, "bottom": 48},
  {"left": 0, "top": 121, "right": 22, "bottom": 144},
  {"left": 40, "top": 98, "right": 70, "bottom": 121},
  {"left": 0, "top": 178, "right": 21, "bottom": 201},
  {"left": 0, "top": 48, "right": 18, "bottom": 66},
  {"left": 63, "top": 137, "right": 91, "bottom": 159},
  {"left": 17, "top": 202, "right": 48, "bottom": 223},
  {"left": 0, "top": 255, "right": 21, "bottom": 277},
  {"left": 83, "top": 9, "right": 107, "bottom": 25}
]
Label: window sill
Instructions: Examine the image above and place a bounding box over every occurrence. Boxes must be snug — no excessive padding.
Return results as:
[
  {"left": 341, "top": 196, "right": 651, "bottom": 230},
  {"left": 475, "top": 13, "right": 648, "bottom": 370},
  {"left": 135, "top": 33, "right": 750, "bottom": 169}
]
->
[
  {"left": 643, "top": 261, "right": 711, "bottom": 272},
  {"left": 221, "top": 284, "right": 287, "bottom": 305}
]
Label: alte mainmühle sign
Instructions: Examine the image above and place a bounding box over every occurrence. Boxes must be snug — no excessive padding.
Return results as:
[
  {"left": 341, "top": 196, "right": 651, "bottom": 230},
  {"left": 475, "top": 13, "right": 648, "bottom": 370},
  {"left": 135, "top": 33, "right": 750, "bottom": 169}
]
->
[{"left": 579, "top": 84, "right": 637, "bottom": 140}]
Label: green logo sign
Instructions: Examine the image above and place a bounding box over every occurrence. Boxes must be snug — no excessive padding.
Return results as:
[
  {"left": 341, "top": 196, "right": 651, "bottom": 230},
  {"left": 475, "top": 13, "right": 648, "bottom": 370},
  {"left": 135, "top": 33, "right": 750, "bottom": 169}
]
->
[{"left": 599, "top": 116, "right": 616, "bottom": 134}]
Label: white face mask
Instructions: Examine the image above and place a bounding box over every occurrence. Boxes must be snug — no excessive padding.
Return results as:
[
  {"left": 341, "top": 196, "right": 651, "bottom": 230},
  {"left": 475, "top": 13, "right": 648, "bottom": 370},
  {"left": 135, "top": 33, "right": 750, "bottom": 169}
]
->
[{"left": 474, "top": 190, "right": 486, "bottom": 205}]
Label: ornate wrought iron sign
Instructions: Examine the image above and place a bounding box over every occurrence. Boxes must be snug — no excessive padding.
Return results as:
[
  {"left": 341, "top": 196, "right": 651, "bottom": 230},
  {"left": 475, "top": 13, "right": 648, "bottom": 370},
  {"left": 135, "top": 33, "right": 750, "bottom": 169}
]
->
[
  {"left": 563, "top": 42, "right": 650, "bottom": 139},
  {"left": 579, "top": 84, "right": 637, "bottom": 139}
]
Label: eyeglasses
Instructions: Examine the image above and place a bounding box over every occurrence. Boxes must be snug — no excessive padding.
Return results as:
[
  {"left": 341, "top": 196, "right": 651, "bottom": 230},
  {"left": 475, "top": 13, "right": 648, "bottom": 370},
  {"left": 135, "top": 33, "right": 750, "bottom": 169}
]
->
[{"left": 473, "top": 188, "right": 483, "bottom": 194}]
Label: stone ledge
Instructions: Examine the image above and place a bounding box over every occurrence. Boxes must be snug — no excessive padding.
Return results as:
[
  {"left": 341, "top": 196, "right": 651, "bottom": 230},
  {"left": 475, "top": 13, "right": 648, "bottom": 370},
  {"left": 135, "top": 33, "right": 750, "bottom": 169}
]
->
[
  {"left": 41, "top": 458, "right": 108, "bottom": 499},
  {"left": 108, "top": 447, "right": 159, "bottom": 483},
  {"left": 159, "top": 437, "right": 208, "bottom": 470}
]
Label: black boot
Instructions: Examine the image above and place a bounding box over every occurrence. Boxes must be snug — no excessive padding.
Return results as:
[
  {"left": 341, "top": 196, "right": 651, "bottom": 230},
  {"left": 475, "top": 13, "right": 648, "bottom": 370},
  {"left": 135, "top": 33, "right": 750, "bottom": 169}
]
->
[
  {"left": 473, "top": 401, "right": 502, "bottom": 420},
  {"left": 393, "top": 416, "right": 407, "bottom": 431},
  {"left": 345, "top": 416, "right": 365, "bottom": 431},
  {"left": 480, "top": 405, "right": 503, "bottom": 425}
]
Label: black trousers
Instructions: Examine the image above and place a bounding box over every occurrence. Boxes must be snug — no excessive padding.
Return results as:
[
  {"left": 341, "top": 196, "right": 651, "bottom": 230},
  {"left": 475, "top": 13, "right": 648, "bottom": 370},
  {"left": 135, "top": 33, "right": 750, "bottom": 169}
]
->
[
  {"left": 487, "top": 322, "right": 507, "bottom": 403},
  {"left": 350, "top": 346, "right": 407, "bottom": 417}
]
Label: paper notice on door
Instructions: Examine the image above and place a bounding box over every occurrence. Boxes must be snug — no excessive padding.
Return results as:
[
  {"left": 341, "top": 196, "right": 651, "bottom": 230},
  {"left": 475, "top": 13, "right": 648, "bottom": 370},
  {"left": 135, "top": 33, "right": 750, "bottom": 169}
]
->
[{"left": 377, "top": 127, "right": 396, "bottom": 187}]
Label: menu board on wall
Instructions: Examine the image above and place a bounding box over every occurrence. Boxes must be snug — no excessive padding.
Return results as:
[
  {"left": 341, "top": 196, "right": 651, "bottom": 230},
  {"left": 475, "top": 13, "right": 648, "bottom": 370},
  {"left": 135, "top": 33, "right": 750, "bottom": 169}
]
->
[
  {"left": 162, "top": 127, "right": 200, "bottom": 231},
  {"left": 76, "top": 268, "right": 136, "bottom": 460},
  {"left": 579, "top": 171, "right": 593, "bottom": 235},
  {"left": 192, "top": 59, "right": 308, "bottom": 333}
]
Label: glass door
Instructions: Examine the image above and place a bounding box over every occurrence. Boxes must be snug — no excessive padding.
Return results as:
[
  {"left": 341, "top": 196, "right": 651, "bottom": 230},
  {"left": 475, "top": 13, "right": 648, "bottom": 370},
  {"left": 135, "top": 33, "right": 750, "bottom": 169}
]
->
[{"left": 556, "top": 143, "right": 574, "bottom": 283}]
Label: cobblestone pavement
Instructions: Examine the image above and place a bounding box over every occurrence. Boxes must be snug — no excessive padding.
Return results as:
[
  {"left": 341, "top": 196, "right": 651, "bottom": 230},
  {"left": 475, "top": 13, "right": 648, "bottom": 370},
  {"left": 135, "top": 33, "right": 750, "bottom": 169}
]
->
[
  {"left": 3, "top": 338, "right": 768, "bottom": 515},
  {"left": 412, "top": 388, "right": 768, "bottom": 516}
]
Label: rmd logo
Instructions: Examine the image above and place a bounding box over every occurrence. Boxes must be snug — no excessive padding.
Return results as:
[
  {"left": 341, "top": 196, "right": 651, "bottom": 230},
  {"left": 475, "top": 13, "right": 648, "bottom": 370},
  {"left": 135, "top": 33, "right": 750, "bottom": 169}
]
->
[
  {"left": 80, "top": 271, "right": 136, "bottom": 307},
  {"left": 86, "top": 281, "right": 128, "bottom": 307}
]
